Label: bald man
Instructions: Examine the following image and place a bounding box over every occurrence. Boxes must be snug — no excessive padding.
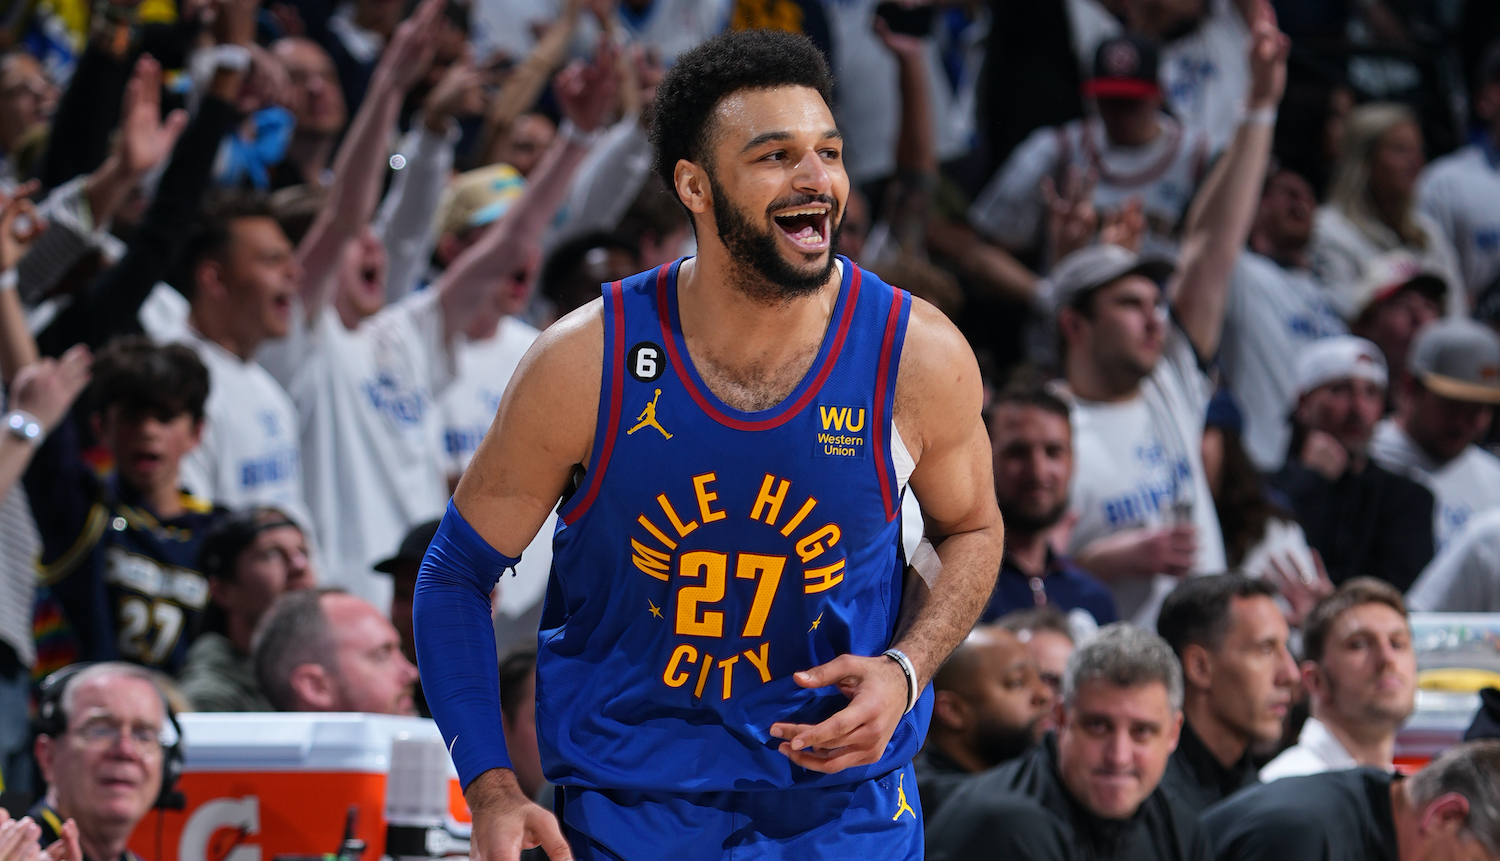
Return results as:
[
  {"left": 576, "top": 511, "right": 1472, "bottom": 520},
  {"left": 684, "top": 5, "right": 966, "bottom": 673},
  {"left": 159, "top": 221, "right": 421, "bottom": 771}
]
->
[{"left": 915, "top": 625, "right": 1055, "bottom": 818}]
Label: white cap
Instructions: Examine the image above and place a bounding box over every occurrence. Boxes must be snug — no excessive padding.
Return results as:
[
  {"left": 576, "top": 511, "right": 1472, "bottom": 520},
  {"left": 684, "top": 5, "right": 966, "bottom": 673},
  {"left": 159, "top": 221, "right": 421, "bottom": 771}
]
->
[
  {"left": 1294, "top": 335, "right": 1388, "bottom": 397},
  {"left": 1345, "top": 251, "right": 1449, "bottom": 321}
]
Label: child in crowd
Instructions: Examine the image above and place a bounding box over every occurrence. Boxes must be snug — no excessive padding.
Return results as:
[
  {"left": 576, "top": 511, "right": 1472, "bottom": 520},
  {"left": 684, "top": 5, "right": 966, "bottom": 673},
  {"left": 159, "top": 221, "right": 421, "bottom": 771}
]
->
[{"left": 25, "top": 337, "right": 226, "bottom": 674}]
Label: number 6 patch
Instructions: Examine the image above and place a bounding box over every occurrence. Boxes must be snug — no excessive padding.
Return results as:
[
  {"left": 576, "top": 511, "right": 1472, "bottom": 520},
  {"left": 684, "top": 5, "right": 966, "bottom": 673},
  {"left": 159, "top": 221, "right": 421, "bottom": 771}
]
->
[{"left": 628, "top": 342, "right": 665, "bottom": 383}]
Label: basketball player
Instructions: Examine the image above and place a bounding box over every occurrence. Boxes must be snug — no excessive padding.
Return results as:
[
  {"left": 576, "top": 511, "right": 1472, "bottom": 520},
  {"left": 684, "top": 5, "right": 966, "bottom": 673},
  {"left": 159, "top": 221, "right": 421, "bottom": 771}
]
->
[{"left": 415, "top": 30, "right": 1003, "bottom": 861}]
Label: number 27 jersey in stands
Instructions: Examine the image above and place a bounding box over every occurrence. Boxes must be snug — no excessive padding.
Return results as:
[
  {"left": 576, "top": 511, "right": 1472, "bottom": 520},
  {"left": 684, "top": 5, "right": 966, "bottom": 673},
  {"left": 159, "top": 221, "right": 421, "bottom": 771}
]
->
[{"left": 542, "top": 257, "right": 931, "bottom": 792}]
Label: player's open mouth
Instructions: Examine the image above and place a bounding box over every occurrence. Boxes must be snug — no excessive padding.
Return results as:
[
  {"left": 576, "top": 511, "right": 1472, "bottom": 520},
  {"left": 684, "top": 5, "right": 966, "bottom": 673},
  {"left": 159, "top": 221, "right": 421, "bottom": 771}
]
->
[{"left": 772, "top": 206, "right": 830, "bottom": 252}]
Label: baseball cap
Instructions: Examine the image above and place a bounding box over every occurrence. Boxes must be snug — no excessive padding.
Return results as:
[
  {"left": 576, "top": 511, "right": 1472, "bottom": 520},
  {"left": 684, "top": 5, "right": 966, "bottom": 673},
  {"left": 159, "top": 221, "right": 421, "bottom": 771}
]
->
[
  {"left": 1082, "top": 35, "right": 1162, "bottom": 101},
  {"left": 1051, "top": 243, "right": 1175, "bottom": 310},
  {"left": 436, "top": 164, "right": 526, "bottom": 239},
  {"left": 374, "top": 519, "right": 442, "bottom": 574},
  {"left": 1407, "top": 318, "right": 1500, "bottom": 404},
  {"left": 1346, "top": 251, "right": 1449, "bottom": 322},
  {"left": 199, "top": 508, "right": 300, "bottom": 581},
  {"left": 1294, "top": 335, "right": 1388, "bottom": 397}
]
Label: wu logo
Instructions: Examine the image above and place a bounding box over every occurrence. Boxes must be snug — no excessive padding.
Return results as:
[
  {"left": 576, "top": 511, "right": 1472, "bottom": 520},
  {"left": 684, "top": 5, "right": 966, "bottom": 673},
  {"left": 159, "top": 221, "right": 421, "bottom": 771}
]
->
[{"left": 818, "top": 406, "right": 865, "bottom": 432}]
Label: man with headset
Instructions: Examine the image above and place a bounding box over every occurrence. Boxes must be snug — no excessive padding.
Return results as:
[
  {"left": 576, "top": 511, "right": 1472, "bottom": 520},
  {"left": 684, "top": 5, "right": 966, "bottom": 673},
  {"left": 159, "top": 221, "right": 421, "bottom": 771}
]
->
[{"left": 31, "top": 663, "right": 181, "bottom": 861}]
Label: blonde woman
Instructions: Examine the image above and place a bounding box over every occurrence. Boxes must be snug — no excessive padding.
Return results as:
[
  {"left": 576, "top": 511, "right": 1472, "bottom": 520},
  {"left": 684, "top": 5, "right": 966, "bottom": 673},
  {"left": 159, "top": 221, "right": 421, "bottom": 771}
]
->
[{"left": 1309, "top": 102, "right": 1462, "bottom": 318}]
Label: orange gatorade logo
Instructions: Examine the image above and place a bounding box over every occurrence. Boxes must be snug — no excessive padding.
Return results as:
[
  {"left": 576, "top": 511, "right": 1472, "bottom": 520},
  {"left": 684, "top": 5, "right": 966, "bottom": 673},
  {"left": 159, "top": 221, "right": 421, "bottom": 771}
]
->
[{"left": 816, "top": 405, "right": 866, "bottom": 458}]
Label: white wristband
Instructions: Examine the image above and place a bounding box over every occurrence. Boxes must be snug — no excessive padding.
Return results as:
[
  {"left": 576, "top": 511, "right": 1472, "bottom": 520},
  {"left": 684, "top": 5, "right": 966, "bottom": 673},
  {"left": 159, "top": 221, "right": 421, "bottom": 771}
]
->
[
  {"left": 1240, "top": 105, "right": 1278, "bottom": 127},
  {"left": 0, "top": 268, "right": 16, "bottom": 293},
  {"left": 557, "top": 119, "right": 603, "bottom": 149},
  {"left": 883, "top": 648, "right": 919, "bottom": 715}
]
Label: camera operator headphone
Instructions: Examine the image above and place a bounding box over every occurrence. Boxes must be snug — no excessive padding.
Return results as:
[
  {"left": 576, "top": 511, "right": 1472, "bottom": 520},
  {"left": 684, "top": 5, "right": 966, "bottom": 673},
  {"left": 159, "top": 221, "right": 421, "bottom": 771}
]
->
[{"left": 36, "top": 663, "right": 186, "bottom": 810}]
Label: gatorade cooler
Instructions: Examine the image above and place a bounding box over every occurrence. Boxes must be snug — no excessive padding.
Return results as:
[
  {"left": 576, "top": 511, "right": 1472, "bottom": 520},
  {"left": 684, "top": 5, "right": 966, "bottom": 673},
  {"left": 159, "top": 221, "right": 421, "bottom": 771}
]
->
[{"left": 127, "top": 714, "right": 471, "bottom": 861}]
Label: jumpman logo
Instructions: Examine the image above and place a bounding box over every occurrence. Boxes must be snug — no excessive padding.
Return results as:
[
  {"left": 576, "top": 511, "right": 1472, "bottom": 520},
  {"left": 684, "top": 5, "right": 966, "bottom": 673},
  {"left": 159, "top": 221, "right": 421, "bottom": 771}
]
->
[
  {"left": 627, "top": 389, "right": 672, "bottom": 439},
  {"left": 892, "top": 773, "right": 915, "bottom": 821}
]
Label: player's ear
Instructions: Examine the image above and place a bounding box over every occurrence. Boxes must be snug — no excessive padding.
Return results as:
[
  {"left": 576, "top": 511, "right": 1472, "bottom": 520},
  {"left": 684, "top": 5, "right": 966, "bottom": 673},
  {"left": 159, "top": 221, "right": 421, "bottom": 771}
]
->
[{"left": 675, "top": 159, "right": 711, "bottom": 216}]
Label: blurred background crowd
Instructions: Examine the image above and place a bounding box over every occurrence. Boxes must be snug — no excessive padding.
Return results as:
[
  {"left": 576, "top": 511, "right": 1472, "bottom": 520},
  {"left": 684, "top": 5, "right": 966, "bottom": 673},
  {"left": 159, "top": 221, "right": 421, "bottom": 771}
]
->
[{"left": 3, "top": 0, "right": 1500, "bottom": 857}]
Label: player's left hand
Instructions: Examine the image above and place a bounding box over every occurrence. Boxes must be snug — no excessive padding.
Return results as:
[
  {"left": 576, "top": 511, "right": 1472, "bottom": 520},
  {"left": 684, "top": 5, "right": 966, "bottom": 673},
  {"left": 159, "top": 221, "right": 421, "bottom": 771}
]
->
[{"left": 768, "top": 653, "right": 909, "bottom": 774}]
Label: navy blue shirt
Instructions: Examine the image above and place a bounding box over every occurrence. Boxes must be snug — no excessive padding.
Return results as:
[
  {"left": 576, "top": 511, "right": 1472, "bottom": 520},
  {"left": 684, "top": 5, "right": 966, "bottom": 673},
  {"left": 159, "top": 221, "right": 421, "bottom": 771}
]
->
[
  {"left": 980, "top": 548, "right": 1119, "bottom": 626},
  {"left": 24, "top": 417, "right": 225, "bottom": 673}
]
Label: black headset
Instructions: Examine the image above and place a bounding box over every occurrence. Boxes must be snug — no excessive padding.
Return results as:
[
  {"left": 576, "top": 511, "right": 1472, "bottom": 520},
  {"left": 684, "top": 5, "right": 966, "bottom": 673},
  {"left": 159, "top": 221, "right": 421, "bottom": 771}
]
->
[{"left": 36, "top": 663, "right": 186, "bottom": 810}]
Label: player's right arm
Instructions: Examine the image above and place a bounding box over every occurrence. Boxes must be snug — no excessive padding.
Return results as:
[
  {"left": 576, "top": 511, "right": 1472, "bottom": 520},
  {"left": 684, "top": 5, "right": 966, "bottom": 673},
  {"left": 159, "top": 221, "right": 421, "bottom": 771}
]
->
[{"left": 414, "top": 300, "right": 604, "bottom": 861}]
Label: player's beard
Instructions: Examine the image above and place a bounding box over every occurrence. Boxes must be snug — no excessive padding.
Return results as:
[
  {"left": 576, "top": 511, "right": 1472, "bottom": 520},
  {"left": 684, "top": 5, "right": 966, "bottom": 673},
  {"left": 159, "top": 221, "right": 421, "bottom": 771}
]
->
[{"left": 707, "top": 169, "right": 842, "bottom": 304}]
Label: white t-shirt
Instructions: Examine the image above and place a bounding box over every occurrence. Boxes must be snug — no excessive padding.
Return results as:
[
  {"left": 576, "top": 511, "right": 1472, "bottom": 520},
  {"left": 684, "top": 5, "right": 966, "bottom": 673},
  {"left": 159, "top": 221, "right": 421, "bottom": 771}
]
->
[
  {"left": 258, "top": 290, "right": 455, "bottom": 611},
  {"left": 439, "top": 317, "right": 540, "bottom": 478},
  {"left": 1066, "top": 325, "right": 1227, "bottom": 627},
  {"left": 1308, "top": 205, "right": 1464, "bottom": 319},
  {"left": 1419, "top": 143, "right": 1500, "bottom": 299},
  {"left": 1219, "top": 251, "right": 1347, "bottom": 471},
  {"left": 969, "top": 115, "right": 1210, "bottom": 262},
  {"left": 1407, "top": 507, "right": 1500, "bottom": 612},
  {"left": 1258, "top": 717, "right": 1360, "bottom": 782},
  {"left": 1158, "top": 0, "right": 1249, "bottom": 154},
  {"left": 1369, "top": 418, "right": 1500, "bottom": 551},
  {"left": 168, "top": 325, "right": 310, "bottom": 524},
  {"left": 824, "top": 0, "right": 900, "bottom": 185}
]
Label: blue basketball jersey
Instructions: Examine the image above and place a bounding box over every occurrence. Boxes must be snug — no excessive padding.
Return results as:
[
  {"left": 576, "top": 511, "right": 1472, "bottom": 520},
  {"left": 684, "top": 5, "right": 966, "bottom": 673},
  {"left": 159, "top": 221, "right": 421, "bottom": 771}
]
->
[{"left": 539, "top": 257, "right": 932, "bottom": 793}]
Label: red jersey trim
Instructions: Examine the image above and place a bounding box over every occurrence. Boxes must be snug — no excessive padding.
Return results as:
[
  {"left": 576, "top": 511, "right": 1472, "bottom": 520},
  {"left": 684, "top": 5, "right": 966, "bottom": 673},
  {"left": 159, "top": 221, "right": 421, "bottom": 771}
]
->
[
  {"left": 872, "top": 289, "right": 907, "bottom": 522},
  {"left": 656, "top": 262, "right": 861, "bottom": 432},
  {"left": 561, "top": 280, "right": 626, "bottom": 527}
]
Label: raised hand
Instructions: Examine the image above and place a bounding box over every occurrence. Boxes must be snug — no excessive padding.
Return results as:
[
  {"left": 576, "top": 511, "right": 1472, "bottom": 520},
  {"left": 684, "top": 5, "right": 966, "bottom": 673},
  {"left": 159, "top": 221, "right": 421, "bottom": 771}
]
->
[
  {"left": 554, "top": 38, "right": 620, "bottom": 134},
  {"left": 1246, "top": 0, "right": 1290, "bottom": 110},
  {"left": 12, "top": 345, "right": 93, "bottom": 433},
  {"left": 872, "top": 15, "right": 926, "bottom": 62},
  {"left": 768, "top": 653, "right": 909, "bottom": 774},
  {"left": 1100, "top": 197, "right": 1146, "bottom": 253},
  {"left": 1043, "top": 165, "right": 1099, "bottom": 267},
  {"left": 214, "top": 0, "right": 259, "bottom": 46},
  {"left": 118, "top": 55, "right": 189, "bottom": 177},
  {"left": 0, "top": 815, "right": 41, "bottom": 861},
  {"left": 0, "top": 182, "right": 44, "bottom": 273},
  {"left": 39, "top": 820, "right": 80, "bottom": 861},
  {"left": 379, "top": 0, "right": 446, "bottom": 93},
  {"left": 422, "top": 59, "right": 490, "bottom": 132},
  {"left": 1264, "top": 548, "right": 1334, "bottom": 627}
]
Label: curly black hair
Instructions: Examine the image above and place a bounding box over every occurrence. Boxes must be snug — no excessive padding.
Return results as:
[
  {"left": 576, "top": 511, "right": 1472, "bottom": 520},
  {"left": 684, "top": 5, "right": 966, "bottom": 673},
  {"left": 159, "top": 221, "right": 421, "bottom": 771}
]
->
[{"left": 650, "top": 28, "right": 834, "bottom": 206}]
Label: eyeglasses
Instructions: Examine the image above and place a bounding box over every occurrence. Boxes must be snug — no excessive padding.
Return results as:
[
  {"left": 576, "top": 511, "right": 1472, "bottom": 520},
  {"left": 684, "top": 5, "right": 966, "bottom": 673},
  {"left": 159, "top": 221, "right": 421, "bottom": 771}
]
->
[{"left": 69, "top": 719, "right": 166, "bottom": 755}]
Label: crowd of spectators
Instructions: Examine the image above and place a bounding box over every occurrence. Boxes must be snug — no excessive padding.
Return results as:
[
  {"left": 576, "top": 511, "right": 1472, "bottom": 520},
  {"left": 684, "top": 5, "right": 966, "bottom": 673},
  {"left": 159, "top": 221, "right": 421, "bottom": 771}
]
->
[{"left": 3, "top": 0, "right": 1500, "bottom": 856}]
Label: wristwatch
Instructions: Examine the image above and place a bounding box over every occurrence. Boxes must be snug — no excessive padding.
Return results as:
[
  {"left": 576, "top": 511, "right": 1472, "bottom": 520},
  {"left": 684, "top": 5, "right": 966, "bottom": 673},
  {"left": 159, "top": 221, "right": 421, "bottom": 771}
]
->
[{"left": 4, "top": 410, "right": 43, "bottom": 445}]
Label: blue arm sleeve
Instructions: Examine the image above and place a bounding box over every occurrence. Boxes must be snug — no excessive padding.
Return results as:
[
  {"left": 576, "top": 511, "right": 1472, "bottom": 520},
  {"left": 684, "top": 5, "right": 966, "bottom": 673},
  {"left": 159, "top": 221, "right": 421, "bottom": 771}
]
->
[{"left": 414, "top": 499, "right": 520, "bottom": 788}]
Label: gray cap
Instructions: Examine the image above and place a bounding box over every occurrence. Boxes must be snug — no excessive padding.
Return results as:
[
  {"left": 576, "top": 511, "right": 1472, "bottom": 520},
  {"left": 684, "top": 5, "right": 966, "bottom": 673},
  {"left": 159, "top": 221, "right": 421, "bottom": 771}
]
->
[
  {"left": 1408, "top": 318, "right": 1500, "bottom": 404},
  {"left": 1051, "top": 244, "right": 1175, "bottom": 310}
]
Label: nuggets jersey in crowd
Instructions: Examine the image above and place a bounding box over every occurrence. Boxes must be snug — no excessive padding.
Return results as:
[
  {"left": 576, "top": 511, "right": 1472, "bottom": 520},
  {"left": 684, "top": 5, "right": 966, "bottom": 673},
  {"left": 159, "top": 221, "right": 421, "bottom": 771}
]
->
[{"left": 541, "top": 257, "right": 933, "bottom": 791}]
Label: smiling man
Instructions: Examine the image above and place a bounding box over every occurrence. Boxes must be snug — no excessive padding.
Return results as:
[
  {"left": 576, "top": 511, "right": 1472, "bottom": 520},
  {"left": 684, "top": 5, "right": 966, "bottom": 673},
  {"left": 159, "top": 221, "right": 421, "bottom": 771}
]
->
[
  {"left": 927, "top": 623, "right": 1211, "bottom": 861},
  {"left": 1156, "top": 574, "right": 1298, "bottom": 814},
  {"left": 414, "top": 28, "right": 1004, "bottom": 861},
  {"left": 33, "top": 663, "right": 171, "bottom": 861},
  {"left": 165, "top": 192, "right": 310, "bottom": 533}
]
